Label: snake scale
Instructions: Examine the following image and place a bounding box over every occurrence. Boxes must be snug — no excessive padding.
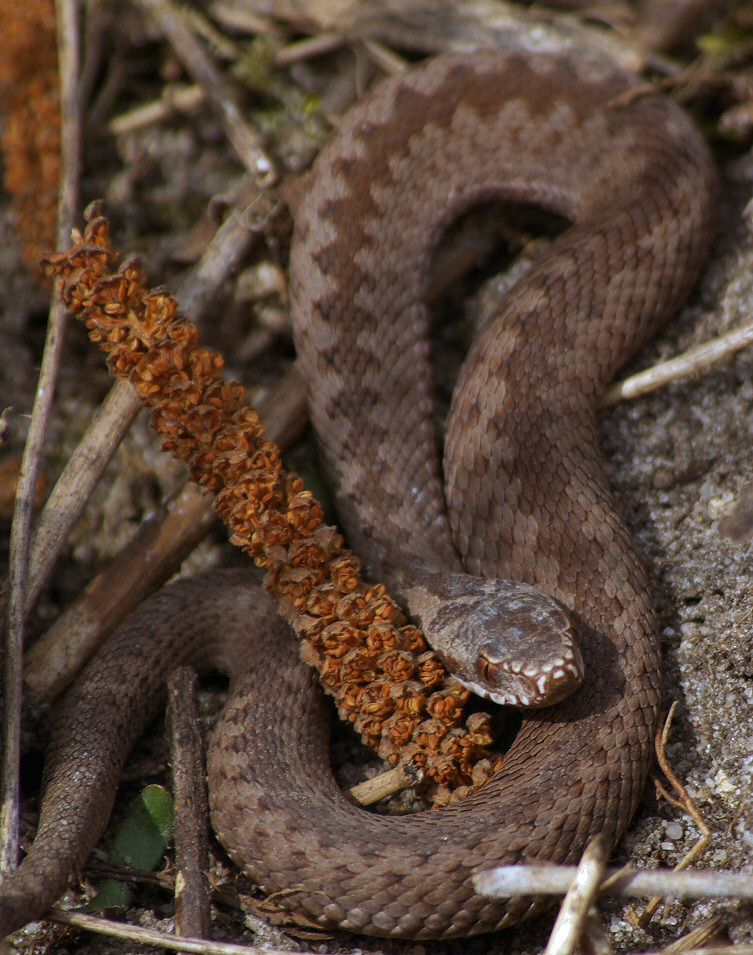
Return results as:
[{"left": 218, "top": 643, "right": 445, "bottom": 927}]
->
[{"left": 1, "top": 44, "right": 716, "bottom": 939}]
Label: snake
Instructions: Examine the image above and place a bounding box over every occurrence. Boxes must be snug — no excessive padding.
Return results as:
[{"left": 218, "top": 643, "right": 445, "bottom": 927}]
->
[{"left": 0, "top": 42, "right": 716, "bottom": 940}]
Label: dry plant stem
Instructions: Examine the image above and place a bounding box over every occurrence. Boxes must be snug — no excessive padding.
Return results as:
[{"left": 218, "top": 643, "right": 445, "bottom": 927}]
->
[
  {"left": 45, "top": 906, "right": 314, "bottom": 954},
  {"left": 167, "top": 667, "right": 212, "bottom": 940},
  {"left": 182, "top": 5, "right": 239, "bottom": 65},
  {"left": 0, "top": 0, "right": 61, "bottom": 272},
  {"left": 544, "top": 834, "right": 610, "bottom": 955},
  {"left": 206, "top": 1, "right": 271, "bottom": 40},
  {"left": 473, "top": 865, "right": 753, "bottom": 900},
  {"left": 133, "top": 0, "right": 276, "bottom": 186},
  {"left": 23, "top": 366, "right": 307, "bottom": 710},
  {"left": 638, "top": 702, "right": 711, "bottom": 927},
  {"left": 600, "top": 317, "right": 753, "bottom": 407},
  {"left": 24, "top": 380, "right": 141, "bottom": 612},
  {"left": 1, "top": 0, "right": 81, "bottom": 872},
  {"left": 54, "top": 0, "right": 81, "bottom": 236}
]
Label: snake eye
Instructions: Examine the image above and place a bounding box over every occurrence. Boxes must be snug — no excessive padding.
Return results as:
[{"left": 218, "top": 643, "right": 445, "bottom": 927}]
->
[{"left": 476, "top": 651, "right": 495, "bottom": 684}]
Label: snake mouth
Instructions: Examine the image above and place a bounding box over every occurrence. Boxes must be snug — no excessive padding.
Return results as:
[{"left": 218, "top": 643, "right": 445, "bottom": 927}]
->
[{"left": 476, "top": 646, "right": 584, "bottom": 708}]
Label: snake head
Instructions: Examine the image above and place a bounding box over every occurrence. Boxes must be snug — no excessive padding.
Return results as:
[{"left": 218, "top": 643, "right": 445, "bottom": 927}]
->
[
  {"left": 474, "top": 632, "right": 583, "bottom": 707},
  {"left": 398, "top": 570, "right": 584, "bottom": 708}
]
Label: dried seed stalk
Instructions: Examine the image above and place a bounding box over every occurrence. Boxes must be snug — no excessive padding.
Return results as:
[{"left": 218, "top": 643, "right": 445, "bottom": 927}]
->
[
  {"left": 0, "top": 0, "right": 60, "bottom": 277},
  {"left": 42, "top": 205, "right": 497, "bottom": 799}
]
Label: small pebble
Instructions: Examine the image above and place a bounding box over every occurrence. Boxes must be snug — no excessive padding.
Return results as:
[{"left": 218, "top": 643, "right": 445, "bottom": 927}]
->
[
  {"left": 665, "top": 822, "right": 683, "bottom": 840},
  {"left": 652, "top": 468, "right": 674, "bottom": 489}
]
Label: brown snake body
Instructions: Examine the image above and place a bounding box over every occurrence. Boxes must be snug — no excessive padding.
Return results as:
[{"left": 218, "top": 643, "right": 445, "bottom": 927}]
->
[{"left": 0, "top": 47, "right": 716, "bottom": 939}]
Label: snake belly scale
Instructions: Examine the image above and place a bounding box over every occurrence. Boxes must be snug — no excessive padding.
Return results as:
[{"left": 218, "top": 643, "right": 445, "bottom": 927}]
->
[{"left": 0, "top": 46, "right": 715, "bottom": 939}]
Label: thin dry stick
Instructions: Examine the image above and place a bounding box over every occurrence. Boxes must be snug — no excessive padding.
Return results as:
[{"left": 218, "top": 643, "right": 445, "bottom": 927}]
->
[
  {"left": 347, "top": 760, "right": 423, "bottom": 806},
  {"left": 600, "top": 317, "right": 753, "bottom": 407},
  {"left": 206, "top": 1, "right": 272, "bottom": 39},
  {"left": 582, "top": 907, "right": 613, "bottom": 955},
  {"left": 544, "top": 834, "right": 611, "bottom": 955},
  {"left": 473, "top": 865, "right": 753, "bottom": 900},
  {"left": 109, "top": 83, "right": 205, "bottom": 136},
  {"left": 45, "top": 906, "right": 314, "bottom": 954},
  {"left": 359, "top": 37, "right": 410, "bottom": 75},
  {"left": 1, "top": 0, "right": 80, "bottom": 872},
  {"left": 133, "top": 0, "right": 276, "bottom": 186},
  {"left": 24, "top": 380, "right": 141, "bottom": 612},
  {"left": 274, "top": 32, "right": 347, "bottom": 67},
  {"left": 167, "top": 667, "right": 211, "bottom": 940}
]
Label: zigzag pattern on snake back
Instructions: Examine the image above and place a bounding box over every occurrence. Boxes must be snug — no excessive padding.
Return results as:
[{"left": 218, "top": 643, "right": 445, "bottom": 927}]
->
[{"left": 0, "top": 44, "right": 715, "bottom": 939}]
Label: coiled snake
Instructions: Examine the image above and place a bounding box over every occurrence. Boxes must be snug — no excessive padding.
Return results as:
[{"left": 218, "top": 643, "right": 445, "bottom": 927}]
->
[{"left": 0, "top": 44, "right": 716, "bottom": 939}]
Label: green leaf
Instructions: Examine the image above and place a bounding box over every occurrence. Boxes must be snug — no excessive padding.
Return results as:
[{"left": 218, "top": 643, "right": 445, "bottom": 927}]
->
[
  {"left": 86, "top": 784, "right": 174, "bottom": 914},
  {"left": 88, "top": 878, "right": 131, "bottom": 912},
  {"left": 110, "top": 784, "right": 174, "bottom": 870}
]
